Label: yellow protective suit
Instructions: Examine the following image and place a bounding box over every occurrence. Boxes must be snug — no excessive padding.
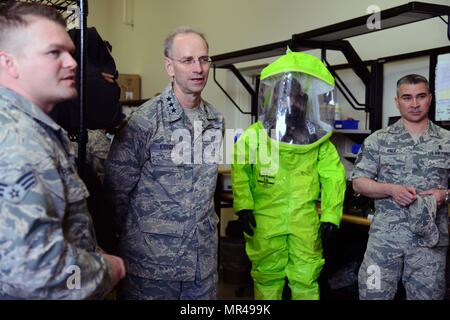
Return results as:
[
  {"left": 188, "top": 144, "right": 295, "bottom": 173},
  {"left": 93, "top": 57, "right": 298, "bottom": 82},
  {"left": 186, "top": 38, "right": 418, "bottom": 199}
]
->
[{"left": 232, "top": 121, "right": 346, "bottom": 299}]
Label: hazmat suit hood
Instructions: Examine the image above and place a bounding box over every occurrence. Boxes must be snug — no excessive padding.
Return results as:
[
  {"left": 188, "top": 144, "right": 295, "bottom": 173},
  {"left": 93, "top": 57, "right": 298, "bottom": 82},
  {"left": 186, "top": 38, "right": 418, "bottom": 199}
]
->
[{"left": 258, "top": 51, "right": 336, "bottom": 145}]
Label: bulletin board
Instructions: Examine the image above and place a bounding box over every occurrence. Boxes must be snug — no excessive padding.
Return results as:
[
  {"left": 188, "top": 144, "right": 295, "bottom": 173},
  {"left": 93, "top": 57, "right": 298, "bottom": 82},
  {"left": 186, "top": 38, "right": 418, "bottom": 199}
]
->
[{"left": 435, "top": 53, "right": 450, "bottom": 121}]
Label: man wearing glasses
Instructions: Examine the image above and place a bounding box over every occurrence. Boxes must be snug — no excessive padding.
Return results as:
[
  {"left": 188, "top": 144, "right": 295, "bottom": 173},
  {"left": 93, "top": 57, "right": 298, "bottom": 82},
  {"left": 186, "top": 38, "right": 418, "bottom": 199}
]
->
[
  {"left": 105, "top": 26, "right": 224, "bottom": 300},
  {"left": 353, "top": 74, "right": 450, "bottom": 300}
]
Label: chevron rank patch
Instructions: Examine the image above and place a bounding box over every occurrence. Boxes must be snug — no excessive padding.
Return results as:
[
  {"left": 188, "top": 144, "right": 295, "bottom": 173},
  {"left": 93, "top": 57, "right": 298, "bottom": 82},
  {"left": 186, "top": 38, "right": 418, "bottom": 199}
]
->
[{"left": 0, "top": 172, "right": 36, "bottom": 204}]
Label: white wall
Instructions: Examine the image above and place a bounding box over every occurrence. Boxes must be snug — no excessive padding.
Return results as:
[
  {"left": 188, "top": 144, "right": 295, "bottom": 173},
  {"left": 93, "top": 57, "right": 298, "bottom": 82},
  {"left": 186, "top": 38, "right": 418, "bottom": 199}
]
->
[
  {"left": 86, "top": 0, "right": 110, "bottom": 31},
  {"left": 383, "top": 57, "right": 430, "bottom": 127},
  {"left": 87, "top": 0, "right": 450, "bottom": 131},
  {"left": 84, "top": 0, "right": 449, "bottom": 235}
]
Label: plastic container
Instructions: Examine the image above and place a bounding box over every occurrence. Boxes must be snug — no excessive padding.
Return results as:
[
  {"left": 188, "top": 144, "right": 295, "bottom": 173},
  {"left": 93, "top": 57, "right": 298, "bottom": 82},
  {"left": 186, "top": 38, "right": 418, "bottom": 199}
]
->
[
  {"left": 334, "top": 119, "right": 359, "bottom": 130},
  {"left": 351, "top": 144, "right": 362, "bottom": 154}
]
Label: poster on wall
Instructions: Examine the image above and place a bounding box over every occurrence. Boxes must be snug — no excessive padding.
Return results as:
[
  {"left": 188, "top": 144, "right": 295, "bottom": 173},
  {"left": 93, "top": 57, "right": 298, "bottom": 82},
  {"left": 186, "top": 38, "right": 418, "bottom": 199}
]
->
[{"left": 435, "top": 53, "right": 450, "bottom": 121}]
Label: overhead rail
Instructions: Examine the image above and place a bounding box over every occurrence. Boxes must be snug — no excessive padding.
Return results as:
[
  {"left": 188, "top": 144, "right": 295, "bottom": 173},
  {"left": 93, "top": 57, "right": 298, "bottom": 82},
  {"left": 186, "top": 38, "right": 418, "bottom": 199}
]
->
[
  {"left": 210, "top": 2, "right": 450, "bottom": 132},
  {"left": 211, "top": 2, "right": 450, "bottom": 67}
]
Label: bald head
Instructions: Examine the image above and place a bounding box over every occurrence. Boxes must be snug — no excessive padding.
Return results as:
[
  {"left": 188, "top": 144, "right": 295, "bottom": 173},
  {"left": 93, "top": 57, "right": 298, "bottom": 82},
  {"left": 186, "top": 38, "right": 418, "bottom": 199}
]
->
[{"left": 163, "top": 26, "right": 209, "bottom": 58}]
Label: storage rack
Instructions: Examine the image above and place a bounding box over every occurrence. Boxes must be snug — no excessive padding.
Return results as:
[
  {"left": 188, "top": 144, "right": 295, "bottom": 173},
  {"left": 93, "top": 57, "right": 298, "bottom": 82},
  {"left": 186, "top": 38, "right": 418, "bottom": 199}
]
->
[{"left": 211, "top": 1, "right": 450, "bottom": 132}]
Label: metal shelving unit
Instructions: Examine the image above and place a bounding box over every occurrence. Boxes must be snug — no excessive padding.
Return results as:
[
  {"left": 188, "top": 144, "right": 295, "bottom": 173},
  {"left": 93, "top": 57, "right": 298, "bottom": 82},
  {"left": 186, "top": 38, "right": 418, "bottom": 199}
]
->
[{"left": 211, "top": 1, "right": 450, "bottom": 133}]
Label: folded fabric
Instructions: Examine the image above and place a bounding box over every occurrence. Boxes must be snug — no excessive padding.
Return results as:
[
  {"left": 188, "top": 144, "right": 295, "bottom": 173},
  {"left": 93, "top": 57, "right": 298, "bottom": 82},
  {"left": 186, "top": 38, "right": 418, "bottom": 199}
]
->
[{"left": 407, "top": 195, "right": 439, "bottom": 248}]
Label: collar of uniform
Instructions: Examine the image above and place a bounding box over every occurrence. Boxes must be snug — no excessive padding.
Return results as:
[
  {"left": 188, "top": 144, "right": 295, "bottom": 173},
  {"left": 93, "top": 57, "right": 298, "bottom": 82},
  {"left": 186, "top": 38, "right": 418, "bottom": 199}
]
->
[
  {"left": 426, "top": 121, "right": 442, "bottom": 138},
  {"left": 199, "top": 102, "right": 224, "bottom": 132},
  {"left": 202, "top": 101, "right": 220, "bottom": 121},
  {"left": 161, "top": 83, "right": 184, "bottom": 122},
  {"left": 0, "top": 86, "right": 63, "bottom": 132},
  {"left": 196, "top": 102, "right": 209, "bottom": 123},
  {"left": 387, "top": 117, "right": 440, "bottom": 138},
  {"left": 386, "top": 119, "right": 406, "bottom": 134},
  {"left": 162, "top": 83, "right": 219, "bottom": 123}
]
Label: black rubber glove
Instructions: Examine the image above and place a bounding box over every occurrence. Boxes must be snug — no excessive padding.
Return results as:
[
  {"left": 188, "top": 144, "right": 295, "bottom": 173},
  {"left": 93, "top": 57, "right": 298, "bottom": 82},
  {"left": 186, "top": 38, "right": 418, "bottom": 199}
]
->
[
  {"left": 236, "top": 209, "right": 256, "bottom": 236},
  {"left": 320, "top": 222, "right": 337, "bottom": 244}
]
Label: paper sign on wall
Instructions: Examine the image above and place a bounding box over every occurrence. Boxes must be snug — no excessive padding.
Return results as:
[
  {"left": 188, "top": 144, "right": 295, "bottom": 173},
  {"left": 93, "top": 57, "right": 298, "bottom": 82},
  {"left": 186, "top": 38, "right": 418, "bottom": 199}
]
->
[{"left": 435, "top": 53, "right": 450, "bottom": 121}]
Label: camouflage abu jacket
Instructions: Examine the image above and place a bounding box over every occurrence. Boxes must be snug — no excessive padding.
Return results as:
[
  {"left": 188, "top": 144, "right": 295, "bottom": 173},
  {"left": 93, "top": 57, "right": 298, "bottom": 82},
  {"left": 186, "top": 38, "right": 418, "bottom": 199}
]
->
[
  {"left": 104, "top": 83, "right": 224, "bottom": 281},
  {"left": 0, "top": 86, "right": 113, "bottom": 299},
  {"left": 352, "top": 119, "right": 450, "bottom": 246}
]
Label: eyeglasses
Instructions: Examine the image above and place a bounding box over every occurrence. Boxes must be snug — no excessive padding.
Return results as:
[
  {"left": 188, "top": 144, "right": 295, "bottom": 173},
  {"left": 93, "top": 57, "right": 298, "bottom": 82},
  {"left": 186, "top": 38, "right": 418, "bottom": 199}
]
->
[{"left": 167, "top": 56, "right": 212, "bottom": 66}]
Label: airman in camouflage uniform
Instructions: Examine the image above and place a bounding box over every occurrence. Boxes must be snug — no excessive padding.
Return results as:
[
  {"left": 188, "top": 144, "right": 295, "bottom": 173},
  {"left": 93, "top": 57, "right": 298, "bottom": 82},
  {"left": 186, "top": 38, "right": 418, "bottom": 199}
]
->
[
  {"left": 104, "top": 27, "right": 224, "bottom": 300},
  {"left": 0, "top": 88, "right": 116, "bottom": 299},
  {"left": 352, "top": 74, "right": 450, "bottom": 300},
  {"left": 0, "top": 2, "right": 125, "bottom": 299}
]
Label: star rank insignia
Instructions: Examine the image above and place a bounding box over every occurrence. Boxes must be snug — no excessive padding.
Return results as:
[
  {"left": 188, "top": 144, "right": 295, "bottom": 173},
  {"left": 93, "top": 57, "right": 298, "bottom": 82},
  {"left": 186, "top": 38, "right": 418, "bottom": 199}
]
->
[{"left": 0, "top": 172, "right": 36, "bottom": 204}]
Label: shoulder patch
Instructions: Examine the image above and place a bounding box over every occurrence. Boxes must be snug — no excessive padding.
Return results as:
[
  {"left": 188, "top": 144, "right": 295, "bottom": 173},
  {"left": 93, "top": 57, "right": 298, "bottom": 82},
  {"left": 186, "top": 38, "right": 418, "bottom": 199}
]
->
[{"left": 0, "top": 171, "right": 36, "bottom": 203}]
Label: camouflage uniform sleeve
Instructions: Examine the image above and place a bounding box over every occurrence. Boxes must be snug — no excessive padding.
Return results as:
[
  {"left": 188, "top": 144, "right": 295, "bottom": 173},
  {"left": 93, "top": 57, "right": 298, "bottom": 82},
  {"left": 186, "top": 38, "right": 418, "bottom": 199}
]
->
[
  {"left": 0, "top": 161, "right": 112, "bottom": 300},
  {"left": 0, "top": 114, "right": 114, "bottom": 299},
  {"left": 351, "top": 133, "right": 380, "bottom": 180},
  {"left": 63, "top": 200, "right": 99, "bottom": 253},
  {"left": 104, "top": 114, "right": 147, "bottom": 228}
]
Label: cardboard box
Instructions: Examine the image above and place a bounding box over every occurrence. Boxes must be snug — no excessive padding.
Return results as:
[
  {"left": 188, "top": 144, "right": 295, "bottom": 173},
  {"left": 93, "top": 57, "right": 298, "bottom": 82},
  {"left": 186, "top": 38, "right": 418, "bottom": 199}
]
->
[{"left": 118, "top": 74, "right": 141, "bottom": 101}]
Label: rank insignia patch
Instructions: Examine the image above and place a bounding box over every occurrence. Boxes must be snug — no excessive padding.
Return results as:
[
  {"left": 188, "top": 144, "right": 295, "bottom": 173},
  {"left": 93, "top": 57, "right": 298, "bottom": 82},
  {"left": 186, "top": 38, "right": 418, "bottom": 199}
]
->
[{"left": 0, "top": 172, "right": 36, "bottom": 204}]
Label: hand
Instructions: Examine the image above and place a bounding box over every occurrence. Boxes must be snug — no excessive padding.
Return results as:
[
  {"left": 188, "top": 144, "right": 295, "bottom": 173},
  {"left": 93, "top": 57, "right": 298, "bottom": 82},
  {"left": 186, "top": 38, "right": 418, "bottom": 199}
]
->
[
  {"left": 320, "top": 222, "right": 337, "bottom": 244},
  {"left": 102, "top": 253, "right": 126, "bottom": 288},
  {"left": 419, "top": 189, "right": 447, "bottom": 208},
  {"left": 236, "top": 209, "right": 256, "bottom": 236},
  {"left": 390, "top": 184, "right": 416, "bottom": 207}
]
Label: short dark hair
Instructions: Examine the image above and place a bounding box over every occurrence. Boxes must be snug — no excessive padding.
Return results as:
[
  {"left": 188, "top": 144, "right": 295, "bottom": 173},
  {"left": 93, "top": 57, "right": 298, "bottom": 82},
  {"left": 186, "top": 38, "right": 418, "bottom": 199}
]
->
[
  {"left": 163, "top": 26, "right": 209, "bottom": 58},
  {"left": 396, "top": 74, "right": 430, "bottom": 96},
  {"left": 0, "top": 2, "right": 66, "bottom": 48}
]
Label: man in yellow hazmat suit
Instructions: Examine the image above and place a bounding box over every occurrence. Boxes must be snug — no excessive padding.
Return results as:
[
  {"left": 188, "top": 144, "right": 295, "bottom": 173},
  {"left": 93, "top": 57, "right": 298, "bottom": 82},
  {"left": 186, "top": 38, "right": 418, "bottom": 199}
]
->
[{"left": 232, "top": 51, "right": 346, "bottom": 300}]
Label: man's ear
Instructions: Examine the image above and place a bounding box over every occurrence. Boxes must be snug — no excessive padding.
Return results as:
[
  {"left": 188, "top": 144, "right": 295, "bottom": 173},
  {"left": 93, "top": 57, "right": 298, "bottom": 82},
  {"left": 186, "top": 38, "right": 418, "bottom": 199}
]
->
[
  {"left": 164, "top": 57, "right": 174, "bottom": 78},
  {"left": 0, "top": 51, "right": 19, "bottom": 78}
]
